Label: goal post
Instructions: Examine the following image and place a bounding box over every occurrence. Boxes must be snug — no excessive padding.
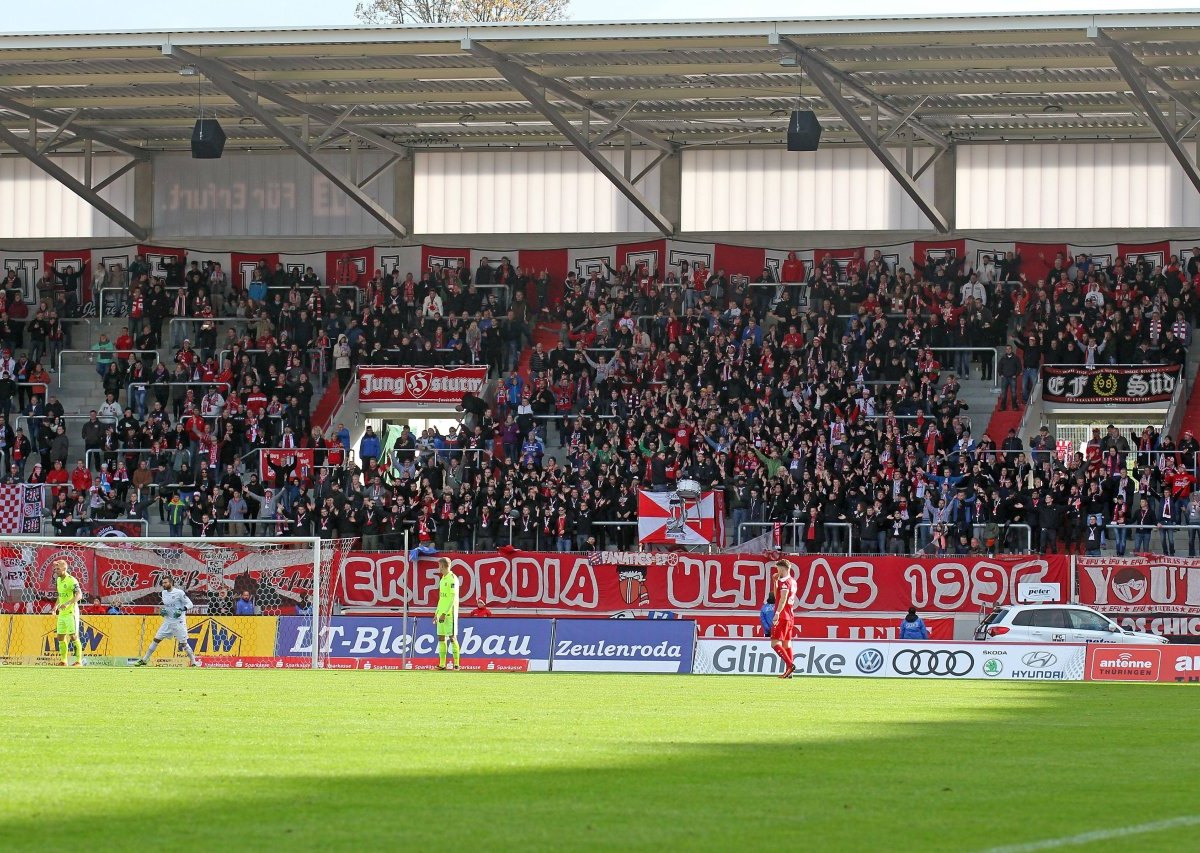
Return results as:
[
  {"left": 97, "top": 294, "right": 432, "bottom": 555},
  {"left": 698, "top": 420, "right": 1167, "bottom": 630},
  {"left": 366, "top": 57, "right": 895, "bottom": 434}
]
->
[{"left": 0, "top": 536, "right": 353, "bottom": 669}]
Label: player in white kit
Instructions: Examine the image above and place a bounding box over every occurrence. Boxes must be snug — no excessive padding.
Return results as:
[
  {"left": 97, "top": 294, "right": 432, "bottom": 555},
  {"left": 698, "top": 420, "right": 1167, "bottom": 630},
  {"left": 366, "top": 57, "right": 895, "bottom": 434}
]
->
[{"left": 132, "top": 576, "right": 201, "bottom": 667}]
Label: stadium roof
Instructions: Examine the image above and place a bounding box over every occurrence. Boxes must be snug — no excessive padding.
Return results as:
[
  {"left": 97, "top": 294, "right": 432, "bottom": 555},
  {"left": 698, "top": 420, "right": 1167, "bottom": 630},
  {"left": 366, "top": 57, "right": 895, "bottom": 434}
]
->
[
  {"left": 4, "top": 11, "right": 1200, "bottom": 237},
  {"left": 0, "top": 10, "right": 1198, "bottom": 155}
]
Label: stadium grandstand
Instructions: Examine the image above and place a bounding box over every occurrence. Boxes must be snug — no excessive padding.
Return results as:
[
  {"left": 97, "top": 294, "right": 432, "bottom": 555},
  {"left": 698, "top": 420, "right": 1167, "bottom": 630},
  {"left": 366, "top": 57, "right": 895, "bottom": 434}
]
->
[
  {"left": 0, "top": 10, "right": 1197, "bottom": 559},
  {"left": 8, "top": 14, "right": 1200, "bottom": 850}
]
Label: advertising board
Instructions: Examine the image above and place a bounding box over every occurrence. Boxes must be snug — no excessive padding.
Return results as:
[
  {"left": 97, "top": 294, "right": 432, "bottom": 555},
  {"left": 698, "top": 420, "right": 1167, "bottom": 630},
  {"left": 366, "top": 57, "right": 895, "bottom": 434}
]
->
[
  {"left": 1085, "top": 644, "right": 1200, "bottom": 684},
  {"left": 274, "top": 616, "right": 553, "bottom": 671},
  {"left": 693, "top": 639, "right": 1087, "bottom": 680},
  {"left": 550, "top": 619, "right": 695, "bottom": 673}
]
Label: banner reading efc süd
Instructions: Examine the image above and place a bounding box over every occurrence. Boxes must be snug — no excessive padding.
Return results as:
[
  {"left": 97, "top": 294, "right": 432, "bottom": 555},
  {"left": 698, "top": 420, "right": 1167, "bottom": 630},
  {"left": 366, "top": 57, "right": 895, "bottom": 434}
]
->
[
  {"left": 274, "top": 616, "right": 552, "bottom": 671},
  {"left": 551, "top": 619, "right": 695, "bottom": 673}
]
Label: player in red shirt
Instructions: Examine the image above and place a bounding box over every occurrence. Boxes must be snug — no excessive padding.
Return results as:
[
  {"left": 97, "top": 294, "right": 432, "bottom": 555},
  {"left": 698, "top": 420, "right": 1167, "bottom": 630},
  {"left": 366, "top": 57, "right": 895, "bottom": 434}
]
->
[{"left": 770, "top": 560, "right": 797, "bottom": 678}]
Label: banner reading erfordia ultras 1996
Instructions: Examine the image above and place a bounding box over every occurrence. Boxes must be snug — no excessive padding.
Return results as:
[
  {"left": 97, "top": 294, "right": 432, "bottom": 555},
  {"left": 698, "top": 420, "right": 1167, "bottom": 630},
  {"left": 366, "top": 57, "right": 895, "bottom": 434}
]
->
[{"left": 1042, "top": 364, "right": 1181, "bottom": 404}]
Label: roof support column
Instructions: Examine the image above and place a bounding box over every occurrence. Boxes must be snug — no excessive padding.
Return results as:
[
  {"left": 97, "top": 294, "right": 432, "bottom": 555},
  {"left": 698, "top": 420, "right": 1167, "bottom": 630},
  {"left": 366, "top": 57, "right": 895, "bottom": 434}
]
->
[
  {"left": 394, "top": 154, "right": 415, "bottom": 237},
  {"left": 658, "top": 149, "right": 682, "bottom": 235},
  {"left": 933, "top": 143, "right": 956, "bottom": 232}
]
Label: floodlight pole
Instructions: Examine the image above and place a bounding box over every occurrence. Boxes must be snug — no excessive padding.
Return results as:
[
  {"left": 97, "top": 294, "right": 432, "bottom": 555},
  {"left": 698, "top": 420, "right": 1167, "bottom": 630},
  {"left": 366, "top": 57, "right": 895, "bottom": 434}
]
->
[
  {"left": 165, "top": 46, "right": 410, "bottom": 240},
  {"left": 466, "top": 38, "right": 678, "bottom": 236},
  {"left": 1094, "top": 29, "right": 1200, "bottom": 198}
]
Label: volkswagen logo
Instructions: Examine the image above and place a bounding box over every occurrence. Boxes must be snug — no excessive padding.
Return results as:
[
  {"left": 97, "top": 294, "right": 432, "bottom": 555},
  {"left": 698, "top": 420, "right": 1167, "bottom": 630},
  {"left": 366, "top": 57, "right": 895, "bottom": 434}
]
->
[
  {"left": 893, "top": 649, "right": 974, "bottom": 677},
  {"left": 855, "top": 649, "right": 884, "bottom": 675},
  {"left": 1021, "top": 651, "right": 1057, "bottom": 669}
]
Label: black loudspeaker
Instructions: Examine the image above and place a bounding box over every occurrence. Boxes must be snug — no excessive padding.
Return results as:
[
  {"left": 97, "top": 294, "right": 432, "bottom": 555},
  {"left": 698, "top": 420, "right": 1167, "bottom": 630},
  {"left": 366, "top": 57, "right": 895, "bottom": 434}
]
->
[
  {"left": 786, "top": 109, "right": 822, "bottom": 152},
  {"left": 191, "top": 118, "right": 226, "bottom": 159}
]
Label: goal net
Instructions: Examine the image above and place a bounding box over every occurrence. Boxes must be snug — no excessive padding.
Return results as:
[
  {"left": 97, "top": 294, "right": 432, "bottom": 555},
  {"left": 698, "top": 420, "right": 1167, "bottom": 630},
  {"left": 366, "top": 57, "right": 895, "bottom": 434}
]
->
[{"left": 0, "top": 537, "right": 353, "bottom": 668}]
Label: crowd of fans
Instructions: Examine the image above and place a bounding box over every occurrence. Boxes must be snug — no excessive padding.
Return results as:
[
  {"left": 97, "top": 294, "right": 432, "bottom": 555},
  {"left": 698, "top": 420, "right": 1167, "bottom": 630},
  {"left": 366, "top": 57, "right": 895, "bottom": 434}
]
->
[{"left": 6, "top": 244, "right": 1200, "bottom": 557}]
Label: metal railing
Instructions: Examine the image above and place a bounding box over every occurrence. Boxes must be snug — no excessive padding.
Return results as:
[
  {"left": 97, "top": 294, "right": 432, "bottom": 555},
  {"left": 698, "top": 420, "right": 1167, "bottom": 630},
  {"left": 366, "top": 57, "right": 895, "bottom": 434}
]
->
[
  {"left": 910, "top": 346, "right": 999, "bottom": 387},
  {"left": 475, "top": 284, "right": 510, "bottom": 312},
  {"left": 56, "top": 349, "right": 160, "bottom": 386},
  {"left": 867, "top": 413, "right": 974, "bottom": 433},
  {"left": 265, "top": 283, "right": 362, "bottom": 313},
  {"left": 128, "top": 381, "right": 232, "bottom": 393},
  {"left": 96, "top": 286, "right": 127, "bottom": 320},
  {"left": 217, "top": 347, "right": 327, "bottom": 384},
  {"left": 736, "top": 521, "right": 854, "bottom": 555},
  {"left": 16, "top": 413, "right": 117, "bottom": 439},
  {"left": 915, "top": 522, "right": 1033, "bottom": 554},
  {"left": 1093, "top": 524, "right": 1200, "bottom": 557}
]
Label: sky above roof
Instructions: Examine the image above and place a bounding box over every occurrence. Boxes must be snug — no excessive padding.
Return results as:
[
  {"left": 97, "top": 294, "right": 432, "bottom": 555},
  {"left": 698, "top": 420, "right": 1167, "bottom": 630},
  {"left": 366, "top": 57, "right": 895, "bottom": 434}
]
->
[{"left": 0, "top": 0, "right": 1188, "bottom": 34}]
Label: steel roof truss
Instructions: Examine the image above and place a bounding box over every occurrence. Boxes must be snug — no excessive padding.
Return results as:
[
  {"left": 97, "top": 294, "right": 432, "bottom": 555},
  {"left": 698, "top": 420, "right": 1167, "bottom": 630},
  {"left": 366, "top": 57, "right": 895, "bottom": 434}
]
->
[
  {"left": 785, "top": 45, "right": 951, "bottom": 232},
  {"left": 465, "top": 37, "right": 674, "bottom": 236},
  {"left": 0, "top": 122, "right": 146, "bottom": 239},
  {"left": 1096, "top": 30, "right": 1200, "bottom": 198},
  {"left": 165, "top": 46, "right": 407, "bottom": 239}
]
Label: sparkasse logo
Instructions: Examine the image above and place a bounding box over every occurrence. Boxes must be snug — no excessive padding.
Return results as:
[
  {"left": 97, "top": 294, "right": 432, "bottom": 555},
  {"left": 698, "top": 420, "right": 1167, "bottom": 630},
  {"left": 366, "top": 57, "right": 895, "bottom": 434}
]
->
[{"left": 1088, "top": 647, "right": 1161, "bottom": 682}]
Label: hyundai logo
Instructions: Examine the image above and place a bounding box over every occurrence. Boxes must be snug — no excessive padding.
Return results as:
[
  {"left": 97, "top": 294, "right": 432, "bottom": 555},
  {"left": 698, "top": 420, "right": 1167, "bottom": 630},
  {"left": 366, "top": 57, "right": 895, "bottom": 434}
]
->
[
  {"left": 855, "top": 648, "right": 884, "bottom": 674},
  {"left": 893, "top": 649, "right": 974, "bottom": 677},
  {"left": 1021, "top": 651, "right": 1057, "bottom": 669}
]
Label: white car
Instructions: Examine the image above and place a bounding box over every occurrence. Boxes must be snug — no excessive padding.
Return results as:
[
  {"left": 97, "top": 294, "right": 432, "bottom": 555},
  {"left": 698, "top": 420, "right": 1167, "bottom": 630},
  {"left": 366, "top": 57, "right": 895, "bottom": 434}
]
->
[{"left": 975, "top": 604, "right": 1169, "bottom": 645}]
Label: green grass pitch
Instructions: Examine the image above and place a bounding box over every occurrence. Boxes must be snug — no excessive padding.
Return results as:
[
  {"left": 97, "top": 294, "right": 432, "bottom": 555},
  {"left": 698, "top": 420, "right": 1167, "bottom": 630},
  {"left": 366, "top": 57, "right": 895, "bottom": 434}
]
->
[{"left": 1, "top": 670, "right": 1196, "bottom": 851}]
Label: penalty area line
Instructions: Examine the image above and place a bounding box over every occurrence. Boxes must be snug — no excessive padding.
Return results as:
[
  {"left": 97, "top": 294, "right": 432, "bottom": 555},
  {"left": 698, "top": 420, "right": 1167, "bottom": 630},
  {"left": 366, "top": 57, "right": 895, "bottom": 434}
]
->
[{"left": 980, "top": 815, "right": 1200, "bottom": 852}]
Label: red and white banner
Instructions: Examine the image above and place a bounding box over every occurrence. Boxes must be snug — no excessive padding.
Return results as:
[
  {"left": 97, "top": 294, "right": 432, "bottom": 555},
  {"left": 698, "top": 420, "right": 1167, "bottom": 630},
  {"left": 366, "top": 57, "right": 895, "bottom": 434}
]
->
[
  {"left": 259, "top": 448, "right": 315, "bottom": 483},
  {"left": 692, "top": 613, "right": 955, "bottom": 640},
  {"left": 1078, "top": 556, "right": 1200, "bottom": 609},
  {"left": 1086, "top": 644, "right": 1200, "bottom": 684},
  {"left": 9, "top": 238, "right": 1199, "bottom": 306},
  {"left": 358, "top": 365, "right": 487, "bottom": 404},
  {"left": 0, "top": 544, "right": 315, "bottom": 610},
  {"left": 335, "top": 552, "right": 1069, "bottom": 615},
  {"left": 1106, "top": 609, "right": 1200, "bottom": 644},
  {"left": 0, "top": 484, "right": 44, "bottom": 535},
  {"left": 637, "top": 489, "right": 719, "bottom": 546}
]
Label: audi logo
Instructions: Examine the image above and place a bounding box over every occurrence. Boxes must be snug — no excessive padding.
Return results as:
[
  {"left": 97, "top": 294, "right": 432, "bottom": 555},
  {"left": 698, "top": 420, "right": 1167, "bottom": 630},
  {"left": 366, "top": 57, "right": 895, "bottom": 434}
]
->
[
  {"left": 893, "top": 649, "right": 974, "bottom": 677},
  {"left": 1021, "top": 651, "right": 1057, "bottom": 669}
]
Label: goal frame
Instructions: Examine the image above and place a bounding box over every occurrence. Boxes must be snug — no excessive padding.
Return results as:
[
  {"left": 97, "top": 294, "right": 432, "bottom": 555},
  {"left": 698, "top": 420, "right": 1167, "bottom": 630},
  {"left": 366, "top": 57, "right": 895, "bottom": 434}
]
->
[{"left": 0, "top": 535, "right": 325, "bottom": 669}]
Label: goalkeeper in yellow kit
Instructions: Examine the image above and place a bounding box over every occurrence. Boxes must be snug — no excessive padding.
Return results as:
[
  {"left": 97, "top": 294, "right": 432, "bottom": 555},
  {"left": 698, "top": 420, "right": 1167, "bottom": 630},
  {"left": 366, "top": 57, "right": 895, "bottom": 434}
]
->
[
  {"left": 435, "top": 557, "right": 460, "bottom": 670},
  {"left": 52, "top": 559, "right": 84, "bottom": 666}
]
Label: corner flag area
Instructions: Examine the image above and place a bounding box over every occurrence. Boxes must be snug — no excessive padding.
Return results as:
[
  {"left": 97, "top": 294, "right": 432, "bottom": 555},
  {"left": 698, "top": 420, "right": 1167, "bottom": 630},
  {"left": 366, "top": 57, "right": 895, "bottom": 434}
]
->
[{"left": 1, "top": 671, "right": 1195, "bottom": 850}]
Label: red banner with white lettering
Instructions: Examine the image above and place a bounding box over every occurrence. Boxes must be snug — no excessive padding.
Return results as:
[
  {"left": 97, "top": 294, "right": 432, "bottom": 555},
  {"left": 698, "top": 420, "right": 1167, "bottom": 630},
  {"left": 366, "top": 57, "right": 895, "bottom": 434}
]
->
[
  {"left": 0, "top": 544, "right": 316, "bottom": 611},
  {"left": 259, "top": 448, "right": 314, "bottom": 483},
  {"left": 358, "top": 365, "right": 488, "bottom": 404},
  {"left": 335, "top": 552, "right": 1069, "bottom": 615},
  {"left": 1077, "top": 556, "right": 1200, "bottom": 609}
]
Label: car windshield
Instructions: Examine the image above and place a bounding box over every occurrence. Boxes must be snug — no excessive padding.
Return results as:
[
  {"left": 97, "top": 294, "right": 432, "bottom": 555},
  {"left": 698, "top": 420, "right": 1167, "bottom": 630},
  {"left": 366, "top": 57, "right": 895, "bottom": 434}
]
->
[{"left": 980, "top": 607, "right": 1008, "bottom": 628}]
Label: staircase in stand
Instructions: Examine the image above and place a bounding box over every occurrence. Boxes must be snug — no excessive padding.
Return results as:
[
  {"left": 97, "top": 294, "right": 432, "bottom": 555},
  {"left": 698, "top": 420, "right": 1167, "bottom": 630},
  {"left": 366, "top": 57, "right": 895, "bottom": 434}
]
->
[{"left": 518, "top": 322, "right": 561, "bottom": 381}]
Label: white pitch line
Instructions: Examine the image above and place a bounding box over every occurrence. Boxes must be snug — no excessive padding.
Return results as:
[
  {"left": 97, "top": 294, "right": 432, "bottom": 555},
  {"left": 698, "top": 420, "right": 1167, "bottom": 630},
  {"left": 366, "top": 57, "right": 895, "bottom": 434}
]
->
[{"left": 981, "top": 815, "right": 1200, "bottom": 853}]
